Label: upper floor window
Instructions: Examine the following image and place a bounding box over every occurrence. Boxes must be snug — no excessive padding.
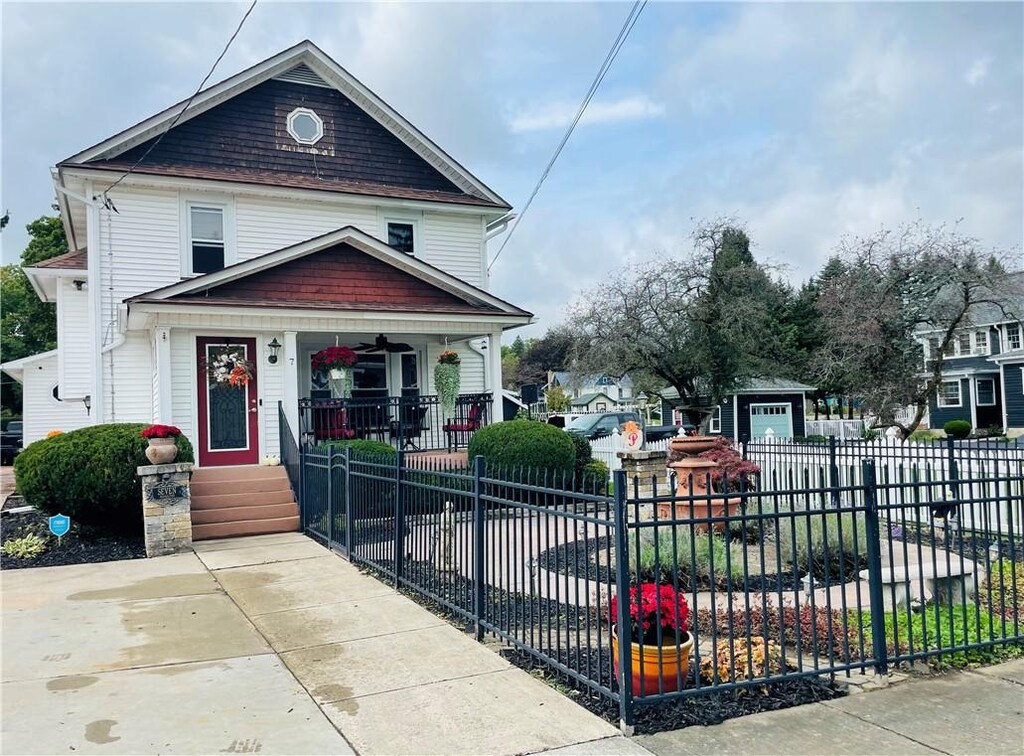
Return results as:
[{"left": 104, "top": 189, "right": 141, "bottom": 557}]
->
[
  {"left": 387, "top": 221, "right": 416, "bottom": 255},
  {"left": 189, "top": 206, "right": 225, "bottom": 274},
  {"left": 937, "top": 380, "right": 962, "bottom": 408},
  {"left": 973, "top": 330, "right": 989, "bottom": 355},
  {"left": 709, "top": 405, "right": 722, "bottom": 434},
  {"left": 1007, "top": 323, "right": 1022, "bottom": 351},
  {"left": 931, "top": 329, "right": 992, "bottom": 361},
  {"left": 286, "top": 107, "right": 324, "bottom": 146},
  {"left": 957, "top": 332, "right": 972, "bottom": 355}
]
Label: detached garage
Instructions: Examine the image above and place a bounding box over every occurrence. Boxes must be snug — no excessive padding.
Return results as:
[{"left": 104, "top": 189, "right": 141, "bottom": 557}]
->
[{"left": 660, "top": 378, "right": 814, "bottom": 442}]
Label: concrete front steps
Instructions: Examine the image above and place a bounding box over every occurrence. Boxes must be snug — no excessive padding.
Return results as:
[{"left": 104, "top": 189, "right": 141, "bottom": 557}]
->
[{"left": 190, "top": 465, "right": 299, "bottom": 540}]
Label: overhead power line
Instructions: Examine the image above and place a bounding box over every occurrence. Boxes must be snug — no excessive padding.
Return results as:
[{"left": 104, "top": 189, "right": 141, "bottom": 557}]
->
[
  {"left": 101, "top": 0, "right": 259, "bottom": 206},
  {"left": 487, "top": 0, "right": 647, "bottom": 272}
]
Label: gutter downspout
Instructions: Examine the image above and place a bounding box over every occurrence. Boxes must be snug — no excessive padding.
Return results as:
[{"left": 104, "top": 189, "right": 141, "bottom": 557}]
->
[
  {"left": 485, "top": 213, "right": 517, "bottom": 241},
  {"left": 83, "top": 180, "right": 105, "bottom": 423}
]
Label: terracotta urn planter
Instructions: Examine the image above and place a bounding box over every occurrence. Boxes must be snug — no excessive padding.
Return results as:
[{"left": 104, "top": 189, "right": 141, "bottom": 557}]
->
[
  {"left": 145, "top": 437, "right": 178, "bottom": 465},
  {"left": 612, "top": 625, "right": 694, "bottom": 696},
  {"left": 662, "top": 435, "right": 741, "bottom": 533}
]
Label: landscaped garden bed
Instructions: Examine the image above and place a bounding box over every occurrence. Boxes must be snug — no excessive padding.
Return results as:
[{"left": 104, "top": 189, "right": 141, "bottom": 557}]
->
[{"left": 1, "top": 508, "right": 145, "bottom": 570}]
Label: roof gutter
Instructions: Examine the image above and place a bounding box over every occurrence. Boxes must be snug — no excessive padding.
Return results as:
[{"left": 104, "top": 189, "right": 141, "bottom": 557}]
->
[{"left": 485, "top": 213, "right": 517, "bottom": 240}]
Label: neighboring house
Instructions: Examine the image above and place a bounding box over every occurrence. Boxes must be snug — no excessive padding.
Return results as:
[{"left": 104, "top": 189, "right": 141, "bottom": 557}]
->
[
  {"left": 569, "top": 392, "right": 616, "bottom": 412},
  {"left": 548, "top": 372, "right": 634, "bottom": 405},
  {"left": 2, "top": 41, "right": 532, "bottom": 454},
  {"left": 919, "top": 278, "right": 1024, "bottom": 435},
  {"left": 659, "top": 378, "right": 814, "bottom": 441}
]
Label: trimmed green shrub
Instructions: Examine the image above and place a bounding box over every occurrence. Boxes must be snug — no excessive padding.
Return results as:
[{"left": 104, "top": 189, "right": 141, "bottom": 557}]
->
[
  {"left": 14, "top": 423, "right": 195, "bottom": 534},
  {"left": 943, "top": 420, "right": 972, "bottom": 439},
  {"left": 468, "top": 420, "right": 576, "bottom": 476},
  {"left": 579, "top": 460, "right": 610, "bottom": 492},
  {"left": 778, "top": 508, "right": 868, "bottom": 578},
  {"left": 319, "top": 438, "right": 397, "bottom": 460},
  {"left": 566, "top": 431, "right": 593, "bottom": 479}
]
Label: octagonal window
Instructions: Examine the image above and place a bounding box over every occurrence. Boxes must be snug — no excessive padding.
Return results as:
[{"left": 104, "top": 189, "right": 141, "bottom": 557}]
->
[{"left": 286, "top": 107, "right": 324, "bottom": 145}]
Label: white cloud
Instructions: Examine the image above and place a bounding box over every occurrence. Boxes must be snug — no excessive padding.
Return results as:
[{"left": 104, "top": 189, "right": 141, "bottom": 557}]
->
[
  {"left": 965, "top": 55, "right": 991, "bottom": 86},
  {"left": 508, "top": 95, "right": 665, "bottom": 133}
]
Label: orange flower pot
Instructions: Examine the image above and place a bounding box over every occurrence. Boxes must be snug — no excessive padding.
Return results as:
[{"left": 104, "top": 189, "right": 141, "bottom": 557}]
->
[{"left": 612, "top": 627, "right": 694, "bottom": 696}]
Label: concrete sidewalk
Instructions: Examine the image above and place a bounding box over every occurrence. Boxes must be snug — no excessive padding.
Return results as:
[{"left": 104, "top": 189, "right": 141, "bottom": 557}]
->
[{"left": 637, "top": 660, "right": 1024, "bottom": 756}]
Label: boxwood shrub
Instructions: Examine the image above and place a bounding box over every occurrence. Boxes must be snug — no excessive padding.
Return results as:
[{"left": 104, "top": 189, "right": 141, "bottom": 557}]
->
[
  {"left": 319, "top": 438, "right": 397, "bottom": 460},
  {"left": 943, "top": 419, "right": 972, "bottom": 439},
  {"left": 14, "top": 423, "right": 194, "bottom": 534},
  {"left": 468, "top": 420, "right": 576, "bottom": 478}
]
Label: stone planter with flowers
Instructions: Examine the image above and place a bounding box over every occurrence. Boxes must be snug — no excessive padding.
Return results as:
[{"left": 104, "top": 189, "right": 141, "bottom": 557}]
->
[{"left": 141, "top": 424, "right": 183, "bottom": 465}]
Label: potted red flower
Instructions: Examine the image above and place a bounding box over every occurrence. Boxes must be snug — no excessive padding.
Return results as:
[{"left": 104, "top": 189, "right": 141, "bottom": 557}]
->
[
  {"left": 141, "top": 424, "right": 182, "bottom": 465},
  {"left": 611, "top": 582, "right": 693, "bottom": 695},
  {"left": 312, "top": 346, "right": 359, "bottom": 398}
]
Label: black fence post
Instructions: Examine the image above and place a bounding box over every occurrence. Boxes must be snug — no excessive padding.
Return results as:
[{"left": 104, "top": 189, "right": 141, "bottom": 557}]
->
[
  {"left": 327, "top": 445, "right": 335, "bottom": 546},
  {"left": 946, "top": 435, "right": 960, "bottom": 502},
  {"left": 394, "top": 449, "right": 405, "bottom": 587},
  {"left": 344, "top": 446, "right": 353, "bottom": 560},
  {"left": 862, "top": 459, "right": 889, "bottom": 677},
  {"left": 612, "top": 468, "right": 634, "bottom": 731},
  {"left": 297, "top": 419, "right": 307, "bottom": 532},
  {"left": 473, "top": 454, "right": 486, "bottom": 641},
  {"left": 829, "top": 435, "right": 840, "bottom": 508}
]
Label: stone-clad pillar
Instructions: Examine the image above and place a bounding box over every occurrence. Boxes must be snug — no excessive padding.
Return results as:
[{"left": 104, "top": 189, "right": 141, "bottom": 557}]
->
[
  {"left": 138, "top": 462, "right": 194, "bottom": 557},
  {"left": 616, "top": 450, "right": 670, "bottom": 518}
]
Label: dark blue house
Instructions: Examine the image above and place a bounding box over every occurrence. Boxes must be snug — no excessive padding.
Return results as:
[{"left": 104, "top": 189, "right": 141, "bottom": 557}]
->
[{"left": 921, "top": 280, "right": 1024, "bottom": 434}]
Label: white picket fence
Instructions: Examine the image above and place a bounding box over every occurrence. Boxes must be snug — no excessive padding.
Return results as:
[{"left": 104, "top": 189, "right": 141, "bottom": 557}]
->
[
  {"left": 589, "top": 430, "right": 670, "bottom": 474},
  {"left": 745, "top": 436, "right": 1024, "bottom": 536},
  {"left": 805, "top": 419, "right": 865, "bottom": 439}
]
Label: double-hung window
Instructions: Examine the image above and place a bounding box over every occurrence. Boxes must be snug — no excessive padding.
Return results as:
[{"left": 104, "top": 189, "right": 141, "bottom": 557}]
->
[
  {"left": 187, "top": 205, "right": 226, "bottom": 275},
  {"left": 386, "top": 221, "right": 416, "bottom": 255},
  {"left": 974, "top": 330, "right": 989, "bottom": 355},
  {"left": 1007, "top": 323, "right": 1022, "bottom": 351},
  {"left": 937, "top": 380, "right": 962, "bottom": 408},
  {"left": 957, "top": 332, "right": 972, "bottom": 355},
  {"left": 709, "top": 405, "right": 722, "bottom": 433}
]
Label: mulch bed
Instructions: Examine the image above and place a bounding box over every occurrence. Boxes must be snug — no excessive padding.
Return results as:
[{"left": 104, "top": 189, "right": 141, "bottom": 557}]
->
[
  {"left": 502, "top": 646, "right": 845, "bottom": 735},
  {"left": 0, "top": 508, "right": 145, "bottom": 570}
]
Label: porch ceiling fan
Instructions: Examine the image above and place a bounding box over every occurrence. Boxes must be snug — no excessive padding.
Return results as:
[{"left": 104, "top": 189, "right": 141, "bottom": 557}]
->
[{"left": 354, "top": 333, "right": 413, "bottom": 353}]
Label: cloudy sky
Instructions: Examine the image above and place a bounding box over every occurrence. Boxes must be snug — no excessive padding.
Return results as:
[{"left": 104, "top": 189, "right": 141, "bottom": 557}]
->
[{"left": 2, "top": 1, "right": 1022, "bottom": 337}]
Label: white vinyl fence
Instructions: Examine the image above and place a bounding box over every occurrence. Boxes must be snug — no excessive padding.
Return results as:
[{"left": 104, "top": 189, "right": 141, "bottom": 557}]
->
[
  {"left": 589, "top": 430, "right": 671, "bottom": 475},
  {"left": 805, "top": 419, "right": 865, "bottom": 439}
]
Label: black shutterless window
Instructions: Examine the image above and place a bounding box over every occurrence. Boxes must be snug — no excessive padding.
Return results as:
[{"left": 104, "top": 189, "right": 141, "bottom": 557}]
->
[
  {"left": 190, "top": 206, "right": 225, "bottom": 274},
  {"left": 387, "top": 222, "right": 415, "bottom": 255}
]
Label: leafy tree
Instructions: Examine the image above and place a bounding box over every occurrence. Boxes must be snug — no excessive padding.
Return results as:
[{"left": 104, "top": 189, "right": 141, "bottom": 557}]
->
[
  {"left": 510, "top": 335, "right": 526, "bottom": 358},
  {"left": 516, "top": 328, "right": 576, "bottom": 386},
  {"left": 1, "top": 213, "right": 67, "bottom": 416},
  {"left": 569, "top": 218, "right": 790, "bottom": 430},
  {"left": 545, "top": 385, "right": 570, "bottom": 413},
  {"left": 816, "top": 222, "right": 1020, "bottom": 438}
]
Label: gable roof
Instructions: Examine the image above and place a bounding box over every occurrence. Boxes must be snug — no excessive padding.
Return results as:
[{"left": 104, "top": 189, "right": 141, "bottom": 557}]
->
[
  {"left": 58, "top": 40, "right": 509, "bottom": 210},
  {"left": 570, "top": 392, "right": 614, "bottom": 406},
  {"left": 127, "top": 226, "right": 532, "bottom": 320},
  {"left": 660, "top": 377, "right": 815, "bottom": 401},
  {"left": 29, "top": 248, "right": 88, "bottom": 270}
]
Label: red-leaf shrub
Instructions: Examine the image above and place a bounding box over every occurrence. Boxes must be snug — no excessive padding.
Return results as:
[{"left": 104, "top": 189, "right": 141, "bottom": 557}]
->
[{"left": 699, "top": 436, "right": 760, "bottom": 491}]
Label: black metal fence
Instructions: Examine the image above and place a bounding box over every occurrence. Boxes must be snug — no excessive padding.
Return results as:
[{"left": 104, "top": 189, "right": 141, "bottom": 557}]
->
[
  {"left": 292, "top": 439, "right": 1024, "bottom": 728},
  {"left": 297, "top": 392, "right": 492, "bottom": 453}
]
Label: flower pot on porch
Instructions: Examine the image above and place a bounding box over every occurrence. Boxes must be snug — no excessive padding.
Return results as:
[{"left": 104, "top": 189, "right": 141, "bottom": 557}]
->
[
  {"left": 145, "top": 437, "right": 178, "bottom": 465},
  {"left": 612, "top": 626, "right": 694, "bottom": 696}
]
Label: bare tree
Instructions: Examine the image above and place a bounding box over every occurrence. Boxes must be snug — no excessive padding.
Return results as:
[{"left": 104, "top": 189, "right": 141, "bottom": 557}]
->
[
  {"left": 816, "top": 221, "right": 1021, "bottom": 438},
  {"left": 568, "top": 218, "right": 789, "bottom": 430}
]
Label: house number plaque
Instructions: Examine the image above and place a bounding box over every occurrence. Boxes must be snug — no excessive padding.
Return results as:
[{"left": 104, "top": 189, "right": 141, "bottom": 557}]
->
[{"left": 146, "top": 481, "right": 188, "bottom": 501}]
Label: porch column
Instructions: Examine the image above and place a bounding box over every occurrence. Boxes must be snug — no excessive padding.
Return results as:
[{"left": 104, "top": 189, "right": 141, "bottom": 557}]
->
[
  {"left": 488, "top": 330, "right": 503, "bottom": 423},
  {"left": 153, "top": 326, "right": 173, "bottom": 423},
  {"left": 282, "top": 331, "right": 299, "bottom": 445}
]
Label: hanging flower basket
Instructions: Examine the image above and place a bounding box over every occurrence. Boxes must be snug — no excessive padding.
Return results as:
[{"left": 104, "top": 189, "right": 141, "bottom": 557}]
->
[
  {"left": 206, "top": 350, "right": 254, "bottom": 388},
  {"left": 434, "top": 349, "right": 461, "bottom": 419},
  {"left": 312, "top": 346, "right": 359, "bottom": 399}
]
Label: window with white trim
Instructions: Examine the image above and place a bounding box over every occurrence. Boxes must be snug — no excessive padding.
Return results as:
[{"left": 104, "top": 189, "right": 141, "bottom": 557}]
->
[
  {"left": 974, "top": 330, "right": 989, "bottom": 355},
  {"left": 709, "top": 405, "right": 722, "bottom": 433},
  {"left": 976, "top": 377, "right": 996, "bottom": 406},
  {"left": 286, "top": 107, "right": 324, "bottom": 145},
  {"left": 957, "top": 332, "right": 972, "bottom": 355},
  {"left": 188, "top": 205, "right": 225, "bottom": 274},
  {"left": 1007, "top": 323, "right": 1022, "bottom": 351},
  {"left": 937, "top": 380, "right": 962, "bottom": 408}
]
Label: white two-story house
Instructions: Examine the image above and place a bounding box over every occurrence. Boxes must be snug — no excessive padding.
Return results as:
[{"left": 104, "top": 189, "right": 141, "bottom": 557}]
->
[{"left": 3, "top": 41, "right": 532, "bottom": 463}]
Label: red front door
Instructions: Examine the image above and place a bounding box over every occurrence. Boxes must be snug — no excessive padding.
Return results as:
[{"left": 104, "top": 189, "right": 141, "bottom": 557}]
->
[{"left": 196, "top": 337, "right": 260, "bottom": 466}]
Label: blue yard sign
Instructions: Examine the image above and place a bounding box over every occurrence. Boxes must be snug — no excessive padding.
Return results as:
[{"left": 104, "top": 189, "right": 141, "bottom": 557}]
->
[{"left": 48, "top": 514, "right": 71, "bottom": 539}]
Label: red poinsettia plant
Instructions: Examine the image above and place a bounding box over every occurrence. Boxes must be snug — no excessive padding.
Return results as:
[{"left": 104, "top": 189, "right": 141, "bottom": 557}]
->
[
  {"left": 312, "top": 346, "right": 358, "bottom": 372},
  {"left": 141, "top": 424, "right": 182, "bottom": 440},
  {"left": 611, "top": 583, "right": 690, "bottom": 645}
]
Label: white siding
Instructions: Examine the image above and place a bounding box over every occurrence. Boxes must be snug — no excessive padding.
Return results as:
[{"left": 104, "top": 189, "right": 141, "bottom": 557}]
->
[
  {"left": 421, "top": 212, "right": 485, "bottom": 287},
  {"left": 20, "top": 355, "right": 90, "bottom": 445},
  {"left": 257, "top": 332, "right": 285, "bottom": 457},
  {"left": 425, "top": 341, "right": 485, "bottom": 394},
  {"left": 57, "top": 279, "right": 91, "bottom": 398},
  {"left": 104, "top": 331, "right": 153, "bottom": 423},
  {"left": 235, "top": 196, "right": 377, "bottom": 259},
  {"left": 170, "top": 330, "right": 196, "bottom": 444}
]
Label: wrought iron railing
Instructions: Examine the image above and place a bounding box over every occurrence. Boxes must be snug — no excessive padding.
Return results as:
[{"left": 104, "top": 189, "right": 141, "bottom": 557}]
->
[{"left": 297, "top": 392, "right": 492, "bottom": 452}]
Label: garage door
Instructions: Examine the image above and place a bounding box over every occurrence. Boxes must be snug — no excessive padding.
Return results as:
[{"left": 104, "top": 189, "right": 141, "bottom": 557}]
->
[{"left": 750, "top": 404, "right": 792, "bottom": 438}]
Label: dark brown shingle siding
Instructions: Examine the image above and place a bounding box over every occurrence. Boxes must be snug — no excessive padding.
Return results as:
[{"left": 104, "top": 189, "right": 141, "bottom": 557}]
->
[{"left": 86, "top": 79, "right": 477, "bottom": 198}]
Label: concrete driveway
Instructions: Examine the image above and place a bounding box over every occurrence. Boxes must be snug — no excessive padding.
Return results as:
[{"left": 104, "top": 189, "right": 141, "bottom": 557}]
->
[{"left": 1, "top": 542, "right": 353, "bottom": 755}]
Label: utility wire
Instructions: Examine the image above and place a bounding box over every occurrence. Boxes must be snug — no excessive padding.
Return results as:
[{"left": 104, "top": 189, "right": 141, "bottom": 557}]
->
[
  {"left": 101, "top": 0, "right": 259, "bottom": 206},
  {"left": 487, "top": 0, "right": 647, "bottom": 272}
]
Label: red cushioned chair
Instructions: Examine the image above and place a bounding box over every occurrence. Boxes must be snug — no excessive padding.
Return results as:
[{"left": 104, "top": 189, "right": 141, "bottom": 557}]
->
[
  {"left": 313, "top": 406, "right": 356, "bottom": 442},
  {"left": 443, "top": 402, "right": 483, "bottom": 453}
]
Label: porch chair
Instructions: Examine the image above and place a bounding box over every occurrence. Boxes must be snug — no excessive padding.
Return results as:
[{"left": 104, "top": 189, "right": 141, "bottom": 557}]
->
[
  {"left": 443, "top": 401, "right": 484, "bottom": 453},
  {"left": 312, "top": 406, "right": 356, "bottom": 442},
  {"left": 390, "top": 404, "right": 428, "bottom": 450}
]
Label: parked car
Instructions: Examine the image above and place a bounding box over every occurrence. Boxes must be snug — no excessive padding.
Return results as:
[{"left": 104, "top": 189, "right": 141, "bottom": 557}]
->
[
  {"left": 1, "top": 421, "right": 23, "bottom": 465},
  {"left": 565, "top": 411, "right": 643, "bottom": 440}
]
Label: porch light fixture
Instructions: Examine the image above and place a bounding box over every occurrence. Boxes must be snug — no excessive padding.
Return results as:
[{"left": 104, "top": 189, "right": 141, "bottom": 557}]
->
[
  {"left": 267, "top": 337, "right": 282, "bottom": 365},
  {"left": 82, "top": 395, "right": 91, "bottom": 415}
]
